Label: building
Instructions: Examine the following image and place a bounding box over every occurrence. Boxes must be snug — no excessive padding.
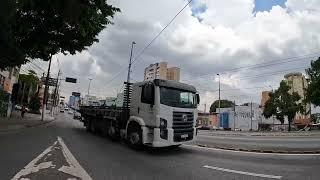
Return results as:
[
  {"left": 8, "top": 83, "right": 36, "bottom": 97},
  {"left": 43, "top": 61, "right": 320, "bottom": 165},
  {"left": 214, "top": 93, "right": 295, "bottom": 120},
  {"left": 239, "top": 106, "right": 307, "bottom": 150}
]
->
[
  {"left": 284, "top": 72, "right": 311, "bottom": 125},
  {"left": 115, "top": 93, "right": 124, "bottom": 107},
  {"left": 218, "top": 103, "right": 287, "bottom": 131},
  {"left": 0, "top": 67, "right": 20, "bottom": 94},
  {"left": 261, "top": 91, "right": 271, "bottom": 108},
  {"left": 144, "top": 62, "right": 180, "bottom": 81},
  {"left": 197, "top": 112, "right": 218, "bottom": 128},
  {"left": 0, "top": 67, "right": 20, "bottom": 117}
]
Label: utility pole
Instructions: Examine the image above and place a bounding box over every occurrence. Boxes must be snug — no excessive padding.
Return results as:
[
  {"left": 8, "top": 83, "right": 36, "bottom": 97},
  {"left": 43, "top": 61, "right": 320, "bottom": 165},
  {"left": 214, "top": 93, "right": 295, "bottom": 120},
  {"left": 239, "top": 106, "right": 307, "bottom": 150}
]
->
[
  {"left": 42, "top": 55, "right": 53, "bottom": 121},
  {"left": 87, "top": 78, "right": 93, "bottom": 96},
  {"left": 51, "top": 70, "right": 61, "bottom": 115},
  {"left": 217, "top": 73, "right": 221, "bottom": 125},
  {"left": 269, "top": 85, "right": 275, "bottom": 131},
  {"left": 204, "top": 104, "right": 207, "bottom": 113},
  {"left": 233, "top": 100, "right": 236, "bottom": 131},
  {"left": 125, "top": 41, "right": 136, "bottom": 122},
  {"left": 250, "top": 101, "right": 253, "bottom": 131},
  {"left": 127, "top": 41, "right": 136, "bottom": 83}
]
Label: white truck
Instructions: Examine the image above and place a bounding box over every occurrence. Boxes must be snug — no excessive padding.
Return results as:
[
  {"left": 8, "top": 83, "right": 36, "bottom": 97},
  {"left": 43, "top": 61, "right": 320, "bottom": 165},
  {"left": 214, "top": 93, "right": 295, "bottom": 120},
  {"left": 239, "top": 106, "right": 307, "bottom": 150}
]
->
[{"left": 80, "top": 79, "right": 200, "bottom": 148}]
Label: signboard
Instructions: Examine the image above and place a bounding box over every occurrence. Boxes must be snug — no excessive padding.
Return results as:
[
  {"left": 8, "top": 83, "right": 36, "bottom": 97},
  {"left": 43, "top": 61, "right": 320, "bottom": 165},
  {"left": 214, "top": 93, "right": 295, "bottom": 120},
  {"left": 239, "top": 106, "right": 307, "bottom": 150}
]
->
[
  {"left": 72, "top": 92, "right": 81, "bottom": 97},
  {"left": 65, "top": 77, "right": 77, "bottom": 83},
  {"left": 41, "top": 77, "right": 58, "bottom": 86}
]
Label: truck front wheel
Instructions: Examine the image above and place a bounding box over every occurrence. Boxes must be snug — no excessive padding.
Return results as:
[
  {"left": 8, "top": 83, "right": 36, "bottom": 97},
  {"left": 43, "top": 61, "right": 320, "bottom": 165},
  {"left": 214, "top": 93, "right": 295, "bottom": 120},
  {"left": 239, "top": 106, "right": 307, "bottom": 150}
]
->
[{"left": 127, "top": 123, "right": 142, "bottom": 148}]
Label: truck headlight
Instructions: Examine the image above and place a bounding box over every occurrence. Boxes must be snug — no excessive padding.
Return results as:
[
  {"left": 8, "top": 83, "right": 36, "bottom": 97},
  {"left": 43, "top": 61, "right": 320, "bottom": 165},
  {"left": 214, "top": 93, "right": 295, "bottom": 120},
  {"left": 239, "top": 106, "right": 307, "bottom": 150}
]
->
[{"left": 160, "top": 118, "right": 167, "bottom": 128}]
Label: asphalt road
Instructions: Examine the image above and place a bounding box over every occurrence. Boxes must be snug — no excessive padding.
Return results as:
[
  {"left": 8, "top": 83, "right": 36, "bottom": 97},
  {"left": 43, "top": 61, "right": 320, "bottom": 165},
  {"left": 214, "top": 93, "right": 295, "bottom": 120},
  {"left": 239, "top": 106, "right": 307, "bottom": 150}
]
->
[
  {"left": 196, "top": 130, "right": 320, "bottom": 152},
  {"left": 1, "top": 113, "right": 320, "bottom": 180}
]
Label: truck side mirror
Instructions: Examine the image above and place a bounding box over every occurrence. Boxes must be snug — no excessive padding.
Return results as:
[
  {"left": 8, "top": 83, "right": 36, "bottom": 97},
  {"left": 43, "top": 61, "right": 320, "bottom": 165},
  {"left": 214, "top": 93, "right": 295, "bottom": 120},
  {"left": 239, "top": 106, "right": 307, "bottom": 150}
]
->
[{"left": 196, "top": 93, "right": 200, "bottom": 105}]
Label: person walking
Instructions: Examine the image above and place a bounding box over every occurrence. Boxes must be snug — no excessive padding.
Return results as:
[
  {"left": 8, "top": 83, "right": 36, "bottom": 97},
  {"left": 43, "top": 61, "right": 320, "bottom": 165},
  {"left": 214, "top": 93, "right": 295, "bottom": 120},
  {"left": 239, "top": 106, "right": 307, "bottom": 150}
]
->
[{"left": 21, "top": 105, "right": 26, "bottom": 118}]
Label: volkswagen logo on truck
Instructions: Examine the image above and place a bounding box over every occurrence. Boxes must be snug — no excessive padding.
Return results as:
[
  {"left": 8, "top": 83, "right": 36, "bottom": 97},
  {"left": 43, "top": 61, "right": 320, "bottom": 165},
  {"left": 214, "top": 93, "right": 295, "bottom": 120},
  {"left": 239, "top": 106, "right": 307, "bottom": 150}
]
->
[{"left": 182, "top": 114, "right": 188, "bottom": 122}]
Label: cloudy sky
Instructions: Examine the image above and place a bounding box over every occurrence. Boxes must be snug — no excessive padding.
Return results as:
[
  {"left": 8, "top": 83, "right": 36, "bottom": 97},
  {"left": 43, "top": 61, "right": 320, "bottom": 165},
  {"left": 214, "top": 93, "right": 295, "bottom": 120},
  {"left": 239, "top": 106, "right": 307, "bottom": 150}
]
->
[{"left": 22, "top": 0, "right": 320, "bottom": 111}]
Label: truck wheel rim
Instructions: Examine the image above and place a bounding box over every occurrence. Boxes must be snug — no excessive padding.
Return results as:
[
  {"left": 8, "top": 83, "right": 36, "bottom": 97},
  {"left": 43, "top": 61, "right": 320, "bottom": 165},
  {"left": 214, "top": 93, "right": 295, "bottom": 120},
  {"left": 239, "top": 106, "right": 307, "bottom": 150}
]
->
[{"left": 130, "top": 133, "right": 139, "bottom": 144}]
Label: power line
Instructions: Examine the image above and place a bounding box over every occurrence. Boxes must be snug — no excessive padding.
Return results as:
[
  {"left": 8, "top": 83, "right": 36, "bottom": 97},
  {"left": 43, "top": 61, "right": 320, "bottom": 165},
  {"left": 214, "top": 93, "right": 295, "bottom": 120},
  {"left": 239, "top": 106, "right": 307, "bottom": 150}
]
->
[
  {"left": 191, "top": 52, "right": 319, "bottom": 79},
  {"left": 103, "top": 0, "right": 193, "bottom": 86}
]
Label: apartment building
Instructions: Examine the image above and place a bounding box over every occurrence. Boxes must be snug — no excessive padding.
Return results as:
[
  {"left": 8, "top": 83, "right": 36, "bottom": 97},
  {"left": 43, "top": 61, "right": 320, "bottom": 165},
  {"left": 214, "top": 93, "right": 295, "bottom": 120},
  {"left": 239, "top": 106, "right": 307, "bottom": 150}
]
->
[{"left": 144, "top": 62, "right": 180, "bottom": 81}]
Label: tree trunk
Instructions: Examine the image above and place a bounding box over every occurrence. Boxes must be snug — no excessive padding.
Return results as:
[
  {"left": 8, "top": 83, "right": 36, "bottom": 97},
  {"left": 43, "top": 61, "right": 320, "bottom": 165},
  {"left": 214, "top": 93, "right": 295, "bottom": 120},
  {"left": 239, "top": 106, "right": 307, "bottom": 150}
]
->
[
  {"left": 288, "top": 119, "right": 292, "bottom": 132},
  {"left": 21, "top": 83, "right": 26, "bottom": 105}
]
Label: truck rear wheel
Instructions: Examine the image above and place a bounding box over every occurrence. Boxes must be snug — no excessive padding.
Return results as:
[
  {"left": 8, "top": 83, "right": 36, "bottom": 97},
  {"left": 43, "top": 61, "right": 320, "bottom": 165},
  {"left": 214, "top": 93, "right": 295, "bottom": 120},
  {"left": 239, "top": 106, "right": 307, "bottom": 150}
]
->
[
  {"left": 89, "top": 119, "right": 96, "bottom": 133},
  {"left": 127, "top": 123, "right": 142, "bottom": 149}
]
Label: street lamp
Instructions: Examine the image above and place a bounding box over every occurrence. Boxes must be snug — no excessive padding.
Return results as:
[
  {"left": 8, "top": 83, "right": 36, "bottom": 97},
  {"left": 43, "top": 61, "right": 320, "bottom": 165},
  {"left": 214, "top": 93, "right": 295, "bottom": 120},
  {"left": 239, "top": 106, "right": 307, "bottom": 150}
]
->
[
  {"left": 127, "top": 41, "right": 136, "bottom": 83},
  {"left": 87, "top": 78, "right": 93, "bottom": 96},
  {"left": 217, "top": 74, "right": 221, "bottom": 118},
  {"left": 217, "top": 73, "right": 221, "bottom": 127}
]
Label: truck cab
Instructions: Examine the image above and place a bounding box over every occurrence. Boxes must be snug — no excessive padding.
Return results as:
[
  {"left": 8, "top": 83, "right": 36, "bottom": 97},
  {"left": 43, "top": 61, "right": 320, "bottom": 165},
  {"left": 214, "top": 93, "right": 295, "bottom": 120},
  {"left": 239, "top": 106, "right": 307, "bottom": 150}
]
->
[{"left": 127, "top": 79, "right": 199, "bottom": 147}]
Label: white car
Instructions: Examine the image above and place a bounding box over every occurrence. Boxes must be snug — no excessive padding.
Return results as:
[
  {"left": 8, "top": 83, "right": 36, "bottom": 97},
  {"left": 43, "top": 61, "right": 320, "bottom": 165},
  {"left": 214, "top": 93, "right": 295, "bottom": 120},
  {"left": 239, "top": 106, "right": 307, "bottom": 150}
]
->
[{"left": 68, "top": 110, "right": 73, "bottom": 114}]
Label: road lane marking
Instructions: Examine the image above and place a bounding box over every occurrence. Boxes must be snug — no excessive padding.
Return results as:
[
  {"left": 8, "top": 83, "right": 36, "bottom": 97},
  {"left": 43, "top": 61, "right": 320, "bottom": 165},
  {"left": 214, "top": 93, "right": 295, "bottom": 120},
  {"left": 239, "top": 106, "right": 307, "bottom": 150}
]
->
[
  {"left": 203, "top": 165, "right": 282, "bottom": 179},
  {"left": 57, "top": 136, "right": 92, "bottom": 180},
  {"left": 198, "top": 134, "right": 320, "bottom": 141},
  {"left": 12, "top": 137, "right": 92, "bottom": 180},
  {"left": 183, "top": 144, "right": 320, "bottom": 156}
]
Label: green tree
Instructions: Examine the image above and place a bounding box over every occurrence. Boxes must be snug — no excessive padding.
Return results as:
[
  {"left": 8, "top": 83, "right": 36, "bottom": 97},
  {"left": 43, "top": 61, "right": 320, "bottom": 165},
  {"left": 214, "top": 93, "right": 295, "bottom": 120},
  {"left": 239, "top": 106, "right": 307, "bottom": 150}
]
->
[
  {"left": 28, "top": 94, "right": 41, "bottom": 113},
  {"left": 0, "top": 0, "right": 120, "bottom": 69},
  {"left": 263, "top": 81, "right": 303, "bottom": 131},
  {"left": 210, "top": 99, "right": 234, "bottom": 113},
  {"left": 306, "top": 57, "right": 320, "bottom": 106},
  {"left": 18, "top": 70, "right": 39, "bottom": 104}
]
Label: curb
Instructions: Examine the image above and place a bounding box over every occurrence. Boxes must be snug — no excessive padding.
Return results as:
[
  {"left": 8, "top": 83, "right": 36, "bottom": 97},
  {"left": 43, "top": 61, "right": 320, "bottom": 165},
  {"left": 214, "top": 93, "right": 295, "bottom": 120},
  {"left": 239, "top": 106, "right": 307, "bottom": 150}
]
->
[
  {"left": 0, "top": 118, "right": 55, "bottom": 133},
  {"left": 196, "top": 144, "right": 320, "bottom": 154}
]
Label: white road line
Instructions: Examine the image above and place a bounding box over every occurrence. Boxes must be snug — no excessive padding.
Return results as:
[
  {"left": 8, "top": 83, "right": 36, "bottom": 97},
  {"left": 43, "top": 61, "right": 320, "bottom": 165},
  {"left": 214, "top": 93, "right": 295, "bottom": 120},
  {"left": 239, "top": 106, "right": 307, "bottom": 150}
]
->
[
  {"left": 203, "top": 165, "right": 282, "bottom": 179},
  {"left": 183, "top": 144, "right": 320, "bottom": 156},
  {"left": 12, "top": 142, "right": 56, "bottom": 180},
  {"left": 12, "top": 137, "right": 92, "bottom": 180},
  {"left": 57, "top": 136, "right": 92, "bottom": 180}
]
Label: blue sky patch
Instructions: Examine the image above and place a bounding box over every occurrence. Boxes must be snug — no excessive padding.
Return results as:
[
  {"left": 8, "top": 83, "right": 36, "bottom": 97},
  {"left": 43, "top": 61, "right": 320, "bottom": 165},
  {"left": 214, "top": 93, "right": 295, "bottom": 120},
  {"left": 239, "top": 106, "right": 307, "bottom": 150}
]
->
[
  {"left": 253, "top": 0, "right": 286, "bottom": 13},
  {"left": 190, "top": 0, "right": 207, "bottom": 22}
]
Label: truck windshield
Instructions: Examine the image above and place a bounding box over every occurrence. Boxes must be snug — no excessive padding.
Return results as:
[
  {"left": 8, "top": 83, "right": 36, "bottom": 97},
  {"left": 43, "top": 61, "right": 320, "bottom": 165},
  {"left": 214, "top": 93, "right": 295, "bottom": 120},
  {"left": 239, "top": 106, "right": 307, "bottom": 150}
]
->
[{"left": 160, "top": 87, "right": 196, "bottom": 108}]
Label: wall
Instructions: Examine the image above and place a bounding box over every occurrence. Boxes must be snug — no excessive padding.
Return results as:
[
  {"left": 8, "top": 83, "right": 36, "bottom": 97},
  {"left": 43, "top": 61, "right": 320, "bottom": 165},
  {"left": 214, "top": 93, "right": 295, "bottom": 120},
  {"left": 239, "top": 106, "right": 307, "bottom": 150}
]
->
[
  {"left": 197, "top": 113, "right": 218, "bottom": 127},
  {"left": 219, "top": 105, "right": 286, "bottom": 131}
]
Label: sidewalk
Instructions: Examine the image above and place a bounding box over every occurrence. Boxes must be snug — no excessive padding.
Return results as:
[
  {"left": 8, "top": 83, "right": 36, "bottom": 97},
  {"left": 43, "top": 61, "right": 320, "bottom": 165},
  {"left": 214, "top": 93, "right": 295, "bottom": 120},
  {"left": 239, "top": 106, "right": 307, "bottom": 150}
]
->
[
  {"left": 0, "top": 110, "right": 55, "bottom": 132},
  {"left": 198, "top": 130, "right": 320, "bottom": 137}
]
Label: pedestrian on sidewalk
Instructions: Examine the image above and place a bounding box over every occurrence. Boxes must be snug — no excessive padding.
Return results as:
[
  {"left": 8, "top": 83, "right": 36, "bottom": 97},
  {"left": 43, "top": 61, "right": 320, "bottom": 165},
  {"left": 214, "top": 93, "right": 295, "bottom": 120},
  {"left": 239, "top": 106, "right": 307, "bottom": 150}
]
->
[{"left": 21, "top": 105, "right": 26, "bottom": 118}]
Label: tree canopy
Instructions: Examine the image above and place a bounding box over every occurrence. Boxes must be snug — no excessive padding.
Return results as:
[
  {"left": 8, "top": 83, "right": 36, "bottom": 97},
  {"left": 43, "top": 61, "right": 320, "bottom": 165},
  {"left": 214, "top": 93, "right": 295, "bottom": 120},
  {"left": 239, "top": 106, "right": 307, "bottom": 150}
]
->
[
  {"left": 263, "top": 81, "right": 303, "bottom": 131},
  {"left": 210, "top": 99, "right": 234, "bottom": 113},
  {"left": 0, "top": 0, "right": 120, "bottom": 69},
  {"left": 306, "top": 57, "right": 320, "bottom": 106}
]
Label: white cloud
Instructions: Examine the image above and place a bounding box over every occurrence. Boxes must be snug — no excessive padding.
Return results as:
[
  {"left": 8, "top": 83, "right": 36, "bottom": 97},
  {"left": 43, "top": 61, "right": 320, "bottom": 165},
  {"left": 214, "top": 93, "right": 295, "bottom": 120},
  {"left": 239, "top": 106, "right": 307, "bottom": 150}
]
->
[{"left": 36, "top": 0, "right": 320, "bottom": 111}]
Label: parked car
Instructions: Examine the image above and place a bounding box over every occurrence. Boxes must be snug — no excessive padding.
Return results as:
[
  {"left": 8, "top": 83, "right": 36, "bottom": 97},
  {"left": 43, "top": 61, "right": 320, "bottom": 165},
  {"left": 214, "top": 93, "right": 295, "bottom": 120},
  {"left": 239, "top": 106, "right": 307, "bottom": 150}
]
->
[
  {"left": 15, "top": 104, "right": 22, "bottom": 110},
  {"left": 197, "top": 125, "right": 211, "bottom": 130},
  {"left": 64, "top": 107, "right": 69, "bottom": 111},
  {"left": 60, "top": 108, "right": 64, "bottom": 113},
  {"left": 68, "top": 110, "right": 73, "bottom": 114}
]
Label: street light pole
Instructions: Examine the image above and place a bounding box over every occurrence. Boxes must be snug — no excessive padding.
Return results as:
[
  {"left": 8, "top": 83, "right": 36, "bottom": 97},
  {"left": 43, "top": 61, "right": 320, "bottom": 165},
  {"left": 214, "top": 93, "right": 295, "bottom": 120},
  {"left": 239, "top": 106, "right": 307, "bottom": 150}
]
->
[
  {"left": 87, "top": 78, "right": 93, "bottom": 96},
  {"left": 42, "top": 55, "right": 53, "bottom": 121},
  {"left": 127, "top": 41, "right": 136, "bottom": 83},
  {"left": 217, "top": 73, "right": 221, "bottom": 127},
  {"left": 269, "top": 85, "right": 275, "bottom": 130}
]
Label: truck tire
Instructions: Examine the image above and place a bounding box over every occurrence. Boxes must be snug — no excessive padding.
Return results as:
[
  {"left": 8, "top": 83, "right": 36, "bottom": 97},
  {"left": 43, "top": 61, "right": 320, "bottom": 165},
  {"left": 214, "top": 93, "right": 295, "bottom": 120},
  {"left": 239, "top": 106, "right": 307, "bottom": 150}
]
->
[
  {"left": 127, "top": 123, "right": 142, "bottom": 149},
  {"left": 89, "top": 119, "right": 96, "bottom": 133}
]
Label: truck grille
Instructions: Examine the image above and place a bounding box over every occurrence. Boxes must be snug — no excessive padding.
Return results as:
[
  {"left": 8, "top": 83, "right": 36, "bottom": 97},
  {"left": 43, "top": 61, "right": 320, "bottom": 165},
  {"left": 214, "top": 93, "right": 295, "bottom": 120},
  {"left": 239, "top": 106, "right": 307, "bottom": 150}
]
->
[{"left": 172, "top": 112, "right": 194, "bottom": 142}]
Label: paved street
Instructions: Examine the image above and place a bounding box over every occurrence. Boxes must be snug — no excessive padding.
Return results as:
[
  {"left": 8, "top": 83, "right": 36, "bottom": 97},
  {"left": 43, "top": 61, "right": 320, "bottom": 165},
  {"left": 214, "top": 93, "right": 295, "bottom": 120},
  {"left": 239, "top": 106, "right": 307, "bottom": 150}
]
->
[
  {"left": 195, "top": 130, "right": 320, "bottom": 152},
  {"left": 1, "top": 113, "right": 320, "bottom": 180}
]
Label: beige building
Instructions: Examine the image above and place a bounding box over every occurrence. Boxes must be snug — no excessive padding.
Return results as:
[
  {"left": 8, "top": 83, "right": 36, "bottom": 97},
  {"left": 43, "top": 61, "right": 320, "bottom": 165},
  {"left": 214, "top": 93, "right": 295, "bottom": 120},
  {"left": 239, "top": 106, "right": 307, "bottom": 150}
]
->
[
  {"left": 284, "top": 72, "right": 311, "bottom": 125},
  {"left": 144, "top": 62, "right": 180, "bottom": 81},
  {"left": 261, "top": 91, "right": 271, "bottom": 108}
]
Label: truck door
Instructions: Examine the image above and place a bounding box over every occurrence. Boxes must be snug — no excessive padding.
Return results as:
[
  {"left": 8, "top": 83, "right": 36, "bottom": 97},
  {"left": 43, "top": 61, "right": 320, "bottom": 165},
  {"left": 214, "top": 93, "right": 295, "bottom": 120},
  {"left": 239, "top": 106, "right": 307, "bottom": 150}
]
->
[{"left": 139, "top": 84, "right": 155, "bottom": 125}]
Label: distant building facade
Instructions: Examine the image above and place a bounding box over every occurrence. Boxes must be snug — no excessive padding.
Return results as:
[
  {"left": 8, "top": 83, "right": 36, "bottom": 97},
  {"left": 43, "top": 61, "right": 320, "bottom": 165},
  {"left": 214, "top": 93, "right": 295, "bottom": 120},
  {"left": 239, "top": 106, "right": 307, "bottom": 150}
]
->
[
  {"left": 261, "top": 91, "right": 271, "bottom": 108},
  {"left": 197, "top": 112, "right": 218, "bottom": 128},
  {"left": 218, "top": 103, "right": 287, "bottom": 131},
  {"left": 284, "top": 72, "right": 311, "bottom": 125},
  {"left": 144, "top": 62, "right": 180, "bottom": 81}
]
